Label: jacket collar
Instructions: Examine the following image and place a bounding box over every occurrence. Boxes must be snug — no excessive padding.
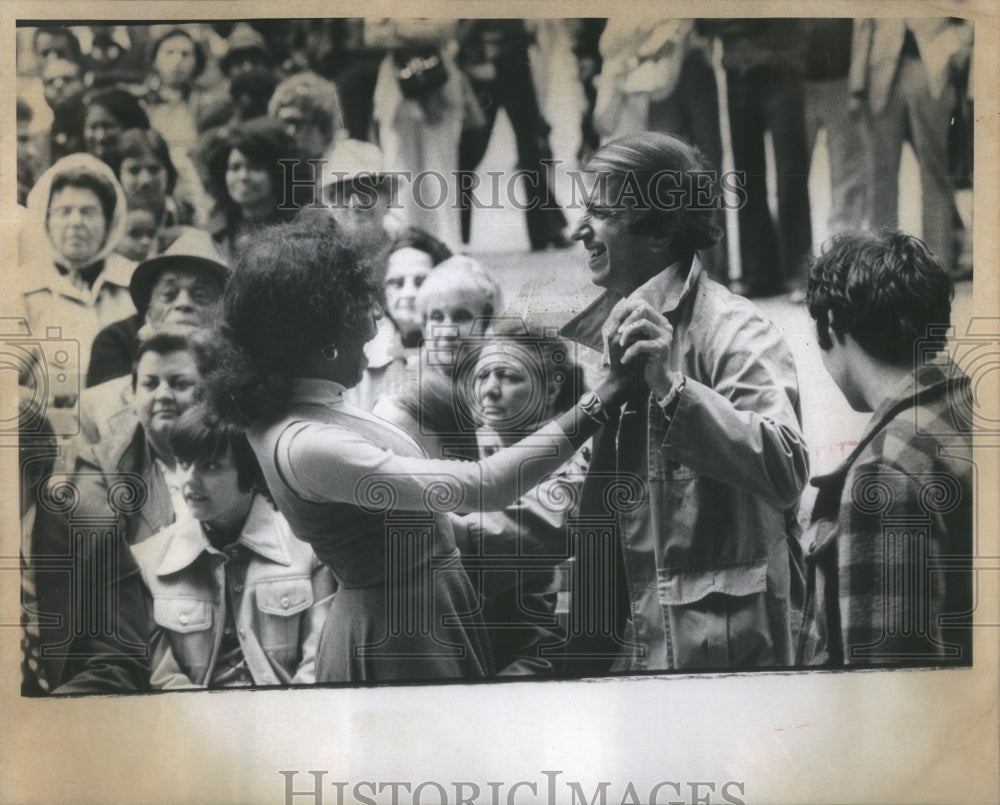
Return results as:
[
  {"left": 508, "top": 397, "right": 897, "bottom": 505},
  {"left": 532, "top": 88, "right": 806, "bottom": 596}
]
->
[
  {"left": 155, "top": 495, "right": 291, "bottom": 575},
  {"left": 811, "top": 356, "right": 967, "bottom": 488},
  {"left": 93, "top": 252, "right": 135, "bottom": 294},
  {"left": 561, "top": 256, "right": 702, "bottom": 352},
  {"left": 99, "top": 421, "right": 149, "bottom": 474},
  {"left": 23, "top": 252, "right": 135, "bottom": 300}
]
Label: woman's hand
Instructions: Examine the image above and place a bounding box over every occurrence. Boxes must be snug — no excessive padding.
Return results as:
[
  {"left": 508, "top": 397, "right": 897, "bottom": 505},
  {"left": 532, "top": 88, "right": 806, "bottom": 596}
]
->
[{"left": 591, "top": 316, "right": 641, "bottom": 409}]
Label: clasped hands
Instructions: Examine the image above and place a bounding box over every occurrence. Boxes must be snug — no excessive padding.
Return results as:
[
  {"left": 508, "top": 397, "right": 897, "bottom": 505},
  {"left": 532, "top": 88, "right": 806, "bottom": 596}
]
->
[{"left": 598, "top": 298, "right": 676, "bottom": 401}]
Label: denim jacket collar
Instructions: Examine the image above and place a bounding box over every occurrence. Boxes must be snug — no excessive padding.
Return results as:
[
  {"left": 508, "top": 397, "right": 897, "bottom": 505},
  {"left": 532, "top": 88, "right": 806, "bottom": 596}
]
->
[
  {"left": 560, "top": 256, "right": 702, "bottom": 353},
  {"left": 155, "top": 495, "right": 292, "bottom": 575}
]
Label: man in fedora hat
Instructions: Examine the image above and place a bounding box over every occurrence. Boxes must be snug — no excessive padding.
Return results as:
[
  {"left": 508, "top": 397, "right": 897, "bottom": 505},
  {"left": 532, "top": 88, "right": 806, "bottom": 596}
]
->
[
  {"left": 86, "top": 228, "right": 227, "bottom": 388},
  {"left": 321, "top": 137, "right": 401, "bottom": 248}
]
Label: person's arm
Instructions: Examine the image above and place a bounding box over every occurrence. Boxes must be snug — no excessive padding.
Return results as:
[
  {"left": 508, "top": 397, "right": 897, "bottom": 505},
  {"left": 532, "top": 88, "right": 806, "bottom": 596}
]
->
[
  {"left": 42, "top": 447, "right": 152, "bottom": 693},
  {"left": 281, "top": 375, "right": 625, "bottom": 516},
  {"left": 53, "top": 568, "right": 151, "bottom": 694},
  {"left": 291, "top": 558, "right": 337, "bottom": 685},
  {"left": 451, "top": 444, "right": 590, "bottom": 561},
  {"left": 607, "top": 297, "right": 809, "bottom": 508}
]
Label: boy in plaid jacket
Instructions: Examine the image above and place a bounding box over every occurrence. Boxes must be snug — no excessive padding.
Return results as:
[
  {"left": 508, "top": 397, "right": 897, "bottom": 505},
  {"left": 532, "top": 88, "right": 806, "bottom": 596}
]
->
[{"left": 799, "top": 231, "right": 973, "bottom": 666}]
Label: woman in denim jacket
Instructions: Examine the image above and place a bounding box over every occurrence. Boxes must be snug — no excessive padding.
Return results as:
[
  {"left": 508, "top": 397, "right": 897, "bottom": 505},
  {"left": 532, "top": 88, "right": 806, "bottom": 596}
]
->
[{"left": 131, "top": 405, "right": 335, "bottom": 689}]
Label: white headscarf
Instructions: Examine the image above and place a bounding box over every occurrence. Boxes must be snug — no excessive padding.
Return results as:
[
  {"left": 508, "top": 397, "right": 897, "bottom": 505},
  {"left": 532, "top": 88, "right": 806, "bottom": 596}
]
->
[{"left": 24, "top": 152, "right": 128, "bottom": 268}]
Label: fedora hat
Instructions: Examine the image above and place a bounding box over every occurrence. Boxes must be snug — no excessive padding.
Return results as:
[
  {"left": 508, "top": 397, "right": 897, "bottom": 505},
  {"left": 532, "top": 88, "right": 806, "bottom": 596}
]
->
[
  {"left": 129, "top": 228, "right": 229, "bottom": 314},
  {"left": 322, "top": 138, "right": 394, "bottom": 203}
]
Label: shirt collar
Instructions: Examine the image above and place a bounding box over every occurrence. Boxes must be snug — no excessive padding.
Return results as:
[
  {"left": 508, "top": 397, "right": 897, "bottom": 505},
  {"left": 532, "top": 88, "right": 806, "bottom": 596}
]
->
[
  {"left": 289, "top": 376, "right": 348, "bottom": 408},
  {"left": 858, "top": 355, "right": 961, "bottom": 446},
  {"left": 155, "top": 496, "right": 291, "bottom": 575},
  {"left": 560, "top": 255, "right": 702, "bottom": 352},
  {"left": 29, "top": 253, "right": 134, "bottom": 300}
]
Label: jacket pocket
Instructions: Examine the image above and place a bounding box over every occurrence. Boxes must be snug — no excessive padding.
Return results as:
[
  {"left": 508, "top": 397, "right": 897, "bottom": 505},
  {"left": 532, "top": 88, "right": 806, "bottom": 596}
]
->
[
  {"left": 649, "top": 449, "right": 699, "bottom": 482},
  {"left": 254, "top": 577, "right": 314, "bottom": 616},
  {"left": 253, "top": 578, "right": 314, "bottom": 657},
  {"left": 657, "top": 563, "right": 775, "bottom": 669},
  {"left": 657, "top": 562, "right": 767, "bottom": 607},
  {"left": 153, "top": 597, "right": 213, "bottom": 633},
  {"left": 152, "top": 597, "right": 214, "bottom": 682}
]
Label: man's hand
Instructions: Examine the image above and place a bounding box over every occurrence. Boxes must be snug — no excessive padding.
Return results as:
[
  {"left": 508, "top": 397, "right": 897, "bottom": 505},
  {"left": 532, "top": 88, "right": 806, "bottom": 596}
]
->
[{"left": 603, "top": 298, "right": 676, "bottom": 398}]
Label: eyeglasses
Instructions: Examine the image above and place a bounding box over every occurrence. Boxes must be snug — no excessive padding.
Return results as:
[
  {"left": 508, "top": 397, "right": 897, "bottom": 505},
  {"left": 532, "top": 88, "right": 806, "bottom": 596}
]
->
[{"left": 152, "top": 285, "right": 220, "bottom": 306}]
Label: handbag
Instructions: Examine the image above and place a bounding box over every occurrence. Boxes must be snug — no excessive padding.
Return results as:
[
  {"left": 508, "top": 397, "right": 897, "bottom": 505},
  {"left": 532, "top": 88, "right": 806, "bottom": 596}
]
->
[
  {"left": 620, "top": 20, "right": 692, "bottom": 102},
  {"left": 395, "top": 48, "right": 449, "bottom": 99}
]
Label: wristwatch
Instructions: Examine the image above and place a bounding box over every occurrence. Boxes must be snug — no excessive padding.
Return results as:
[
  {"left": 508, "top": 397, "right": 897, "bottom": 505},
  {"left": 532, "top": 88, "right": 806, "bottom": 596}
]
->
[{"left": 578, "top": 390, "right": 610, "bottom": 425}]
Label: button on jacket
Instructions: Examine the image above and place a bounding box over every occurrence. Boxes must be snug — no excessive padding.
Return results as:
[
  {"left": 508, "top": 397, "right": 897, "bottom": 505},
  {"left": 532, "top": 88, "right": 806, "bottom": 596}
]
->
[
  {"left": 130, "top": 495, "right": 336, "bottom": 688},
  {"left": 561, "top": 258, "right": 809, "bottom": 672}
]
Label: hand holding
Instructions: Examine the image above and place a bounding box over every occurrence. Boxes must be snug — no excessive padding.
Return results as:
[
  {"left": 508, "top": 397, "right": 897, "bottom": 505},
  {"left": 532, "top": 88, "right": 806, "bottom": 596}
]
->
[{"left": 603, "top": 298, "right": 676, "bottom": 398}]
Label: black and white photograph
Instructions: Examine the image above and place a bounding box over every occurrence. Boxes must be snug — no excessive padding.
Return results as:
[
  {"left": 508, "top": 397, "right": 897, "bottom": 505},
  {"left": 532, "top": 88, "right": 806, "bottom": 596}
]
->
[{"left": 2, "top": 2, "right": 998, "bottom": 803}]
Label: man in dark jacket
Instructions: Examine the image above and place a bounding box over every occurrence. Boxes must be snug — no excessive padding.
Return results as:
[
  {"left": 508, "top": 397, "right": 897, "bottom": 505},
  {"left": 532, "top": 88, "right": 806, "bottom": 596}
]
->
[{"left": 799, "top": 230, "right": 973, "bottom": 666}]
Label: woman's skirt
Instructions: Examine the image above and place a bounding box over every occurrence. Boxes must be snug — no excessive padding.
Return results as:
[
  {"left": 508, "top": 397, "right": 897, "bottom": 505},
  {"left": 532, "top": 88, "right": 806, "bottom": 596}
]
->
[{"left": 314, "top": 548, "right": 494, "bottom": 682}]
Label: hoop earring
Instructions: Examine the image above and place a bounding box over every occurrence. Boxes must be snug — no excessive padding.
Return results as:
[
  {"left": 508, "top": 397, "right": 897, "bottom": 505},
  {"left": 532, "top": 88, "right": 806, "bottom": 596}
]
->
[{"left": 321, "top": 344, "right": 339, "bottom": 361}]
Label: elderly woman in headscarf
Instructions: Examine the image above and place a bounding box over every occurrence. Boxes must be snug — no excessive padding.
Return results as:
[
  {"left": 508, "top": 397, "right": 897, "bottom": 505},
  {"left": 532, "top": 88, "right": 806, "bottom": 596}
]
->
[{"left": 18, "top": 153, "right": 137, "bottom": 397}]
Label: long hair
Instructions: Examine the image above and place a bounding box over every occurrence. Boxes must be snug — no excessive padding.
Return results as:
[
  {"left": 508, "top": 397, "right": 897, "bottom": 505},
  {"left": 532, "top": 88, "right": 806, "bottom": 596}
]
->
[
  {"left": 117, "top": 128, "right": 178, "bottom": 195},
  {"left": 205, "top": 215, "right": 384, "bottom": 427}
]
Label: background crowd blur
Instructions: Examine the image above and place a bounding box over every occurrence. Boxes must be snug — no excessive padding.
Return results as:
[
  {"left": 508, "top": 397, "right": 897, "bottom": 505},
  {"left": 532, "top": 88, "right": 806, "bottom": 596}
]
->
[{"left": 16, "top": 18, "right": 973, "bottom": 274}]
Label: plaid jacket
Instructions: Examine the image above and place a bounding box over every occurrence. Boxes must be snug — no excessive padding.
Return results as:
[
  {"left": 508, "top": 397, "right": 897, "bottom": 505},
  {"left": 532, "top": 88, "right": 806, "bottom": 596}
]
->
[{"left": 797, "top": 357, "right": 974, "bottom": 666}]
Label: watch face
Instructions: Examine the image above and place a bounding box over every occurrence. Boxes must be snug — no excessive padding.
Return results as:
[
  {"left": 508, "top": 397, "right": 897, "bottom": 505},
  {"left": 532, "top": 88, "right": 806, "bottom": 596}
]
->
[{"left": 579, "top": 391, "right": 605, "bottom": 421}]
